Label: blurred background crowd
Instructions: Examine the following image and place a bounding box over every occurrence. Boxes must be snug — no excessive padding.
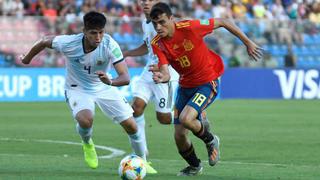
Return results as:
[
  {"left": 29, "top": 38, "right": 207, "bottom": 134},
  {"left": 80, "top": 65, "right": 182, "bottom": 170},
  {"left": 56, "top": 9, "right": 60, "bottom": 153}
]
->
[{"left": 0, "top": 0, "right": 320, "bottom": 68}]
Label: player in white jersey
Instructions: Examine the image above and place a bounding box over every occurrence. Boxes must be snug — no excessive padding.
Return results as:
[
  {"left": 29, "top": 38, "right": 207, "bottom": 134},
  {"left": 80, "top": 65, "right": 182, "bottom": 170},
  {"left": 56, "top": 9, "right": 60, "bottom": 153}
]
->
[
  {"left": 123, "top": 0, "right": 179, "bottom": 171},
  {"left": 20, "top": 11, "right": 156, "bottom": 173}
]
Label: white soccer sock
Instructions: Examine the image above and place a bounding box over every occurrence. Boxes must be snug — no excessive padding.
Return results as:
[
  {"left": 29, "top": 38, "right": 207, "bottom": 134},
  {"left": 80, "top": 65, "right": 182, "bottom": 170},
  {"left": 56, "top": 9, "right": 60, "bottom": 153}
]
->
[
  {"left": 76, "top": 123, "right": 93, "bottom": 144},
  {"left": 128, "top": 129, "right": 146, "bottom": 161},
  {"left": 134, "top": 114, "right": 148, "bottom": 155}
]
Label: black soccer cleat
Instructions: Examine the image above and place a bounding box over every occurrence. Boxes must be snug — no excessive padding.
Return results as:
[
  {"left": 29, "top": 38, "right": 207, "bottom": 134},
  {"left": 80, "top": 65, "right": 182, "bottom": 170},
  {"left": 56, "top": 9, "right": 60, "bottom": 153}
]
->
[{"left": 177, "top": 164, "right": 203, "bottom": 176}]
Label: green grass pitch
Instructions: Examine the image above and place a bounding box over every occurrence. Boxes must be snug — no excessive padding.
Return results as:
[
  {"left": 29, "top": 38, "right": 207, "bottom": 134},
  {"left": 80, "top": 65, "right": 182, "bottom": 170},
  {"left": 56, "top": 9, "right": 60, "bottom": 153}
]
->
[{"left": 0, "top": 100, "right": 319, "bottom": 179}]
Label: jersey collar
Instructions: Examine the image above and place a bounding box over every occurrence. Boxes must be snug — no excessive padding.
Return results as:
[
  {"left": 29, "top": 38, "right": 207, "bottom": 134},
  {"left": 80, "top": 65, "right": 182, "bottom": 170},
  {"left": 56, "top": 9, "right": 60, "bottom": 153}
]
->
[{"left": 82, "top": 34, "right": 98, "bottom": 54}]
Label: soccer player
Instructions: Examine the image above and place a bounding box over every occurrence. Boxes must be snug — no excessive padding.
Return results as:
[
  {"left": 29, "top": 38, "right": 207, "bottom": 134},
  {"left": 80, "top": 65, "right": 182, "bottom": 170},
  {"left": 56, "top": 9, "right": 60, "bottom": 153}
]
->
[
  {"left": 149, "top": 2, "right": 263, "bottom": 176},
  {"left": 20, "top": 11, "right": 156, "bottom": 173},
  {"left": 123, "top": 0, "right": 179, "bottom": 170}
]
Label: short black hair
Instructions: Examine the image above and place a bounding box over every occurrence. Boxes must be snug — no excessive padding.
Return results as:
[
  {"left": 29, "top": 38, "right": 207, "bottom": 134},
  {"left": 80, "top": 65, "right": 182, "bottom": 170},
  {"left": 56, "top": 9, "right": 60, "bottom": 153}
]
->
[
  {"left": 83, "top": 11, "right": 106, "bottom": 30},
  {"left": 150, "top": 2, "right": 173, "bottom": 20}
]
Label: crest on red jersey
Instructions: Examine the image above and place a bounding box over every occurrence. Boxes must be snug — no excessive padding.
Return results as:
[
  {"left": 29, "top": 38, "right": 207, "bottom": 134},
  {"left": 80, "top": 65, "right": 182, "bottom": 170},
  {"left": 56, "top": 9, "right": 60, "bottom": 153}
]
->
[{"left": 183, "top": 39, "right": 194, "bottom": 51}]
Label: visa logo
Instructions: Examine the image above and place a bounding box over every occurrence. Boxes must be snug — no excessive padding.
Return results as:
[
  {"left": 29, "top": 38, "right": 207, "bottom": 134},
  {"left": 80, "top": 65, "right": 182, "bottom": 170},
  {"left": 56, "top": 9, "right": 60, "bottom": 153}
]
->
[{"left": 273, "top": 70, "right": 320, "bottom": 99}]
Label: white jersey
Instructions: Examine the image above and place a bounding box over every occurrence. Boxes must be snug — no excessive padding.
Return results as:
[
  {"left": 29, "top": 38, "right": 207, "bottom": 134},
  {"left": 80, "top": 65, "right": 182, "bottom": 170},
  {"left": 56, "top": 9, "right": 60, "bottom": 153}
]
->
[
  {"left": 141, "top": 19, "right": 179, "bottom": 82},
  {"left": 52, "top": 33, "right": 123, "bottom": 94}
]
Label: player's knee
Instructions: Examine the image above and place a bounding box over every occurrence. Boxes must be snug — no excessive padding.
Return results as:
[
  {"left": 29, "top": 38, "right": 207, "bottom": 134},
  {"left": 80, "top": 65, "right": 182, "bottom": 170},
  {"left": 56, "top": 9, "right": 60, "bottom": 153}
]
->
[
  {"left": 132, "top": 108, "right": 143, "bottom": 117},
  {"left": 120, "top": 117, "right": 138, "bottom": 134},
  {"left": 76, "top": 110, "right": 93, "bottom": 128},
  {"left": 156, "top": 112, "right": 171, "bottom": 124},
  {"left": 78, "top": 118, "right": 93, "bottom": 128},
  {"left": 132, "top": 104, "right": 144, "bottom": 117},
  {"left": 179, "top": 113, "right": 193, "bottom": 128},
  {"left": 132, "top": 98, "right": 147, "bottom": 117}
]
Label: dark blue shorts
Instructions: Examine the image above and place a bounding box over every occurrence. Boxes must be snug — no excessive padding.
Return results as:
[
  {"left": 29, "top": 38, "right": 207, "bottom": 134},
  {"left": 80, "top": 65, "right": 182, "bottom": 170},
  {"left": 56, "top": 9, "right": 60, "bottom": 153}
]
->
[{"left": 174, "top": 79, "right": 219, "bottom": 124}]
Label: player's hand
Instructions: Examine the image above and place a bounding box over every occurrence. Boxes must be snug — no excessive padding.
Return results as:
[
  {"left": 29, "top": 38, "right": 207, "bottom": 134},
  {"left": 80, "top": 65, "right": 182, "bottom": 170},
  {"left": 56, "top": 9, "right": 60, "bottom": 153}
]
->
[
  {"left": 246, "top": 41, "right": 263, "bottom": 61},
  {"left": 152, "top": 72, "right": 164, "bottom": 84},
  {"left": 148, "top": 64, "right": 159, "bottom": 72},
  {"left": 95, "top": 71, "right": 112, "bottom": 85}
]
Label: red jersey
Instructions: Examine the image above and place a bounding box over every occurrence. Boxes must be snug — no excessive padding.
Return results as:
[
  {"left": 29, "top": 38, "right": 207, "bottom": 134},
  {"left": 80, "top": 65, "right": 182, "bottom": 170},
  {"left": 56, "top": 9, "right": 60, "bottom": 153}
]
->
[{"left": 151, "top": 19, "right": 224, "bottom": 88}]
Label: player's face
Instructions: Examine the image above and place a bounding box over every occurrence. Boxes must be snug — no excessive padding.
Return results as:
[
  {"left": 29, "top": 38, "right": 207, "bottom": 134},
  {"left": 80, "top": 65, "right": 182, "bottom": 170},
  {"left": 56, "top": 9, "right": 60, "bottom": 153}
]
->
[
  {"left": 151, "top": 13, "right": 174, "bottom": 38},
  {"left": 84, "top": 28, "right": 105, "bottom": 48},
  {"left": 140, "top": 0, "right": 160, "bottom": 15}
]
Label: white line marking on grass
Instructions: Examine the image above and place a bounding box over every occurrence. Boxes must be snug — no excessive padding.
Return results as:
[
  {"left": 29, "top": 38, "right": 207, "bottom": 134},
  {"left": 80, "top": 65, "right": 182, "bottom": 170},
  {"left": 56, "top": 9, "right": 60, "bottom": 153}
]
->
[
  {"left": 220, "top": 160, "right": 318, "bottom": 168},
  {"left": 2, "top": 137, "right": 318, "bottom": 169},
  {"left": 149, "top": 159, "right": 320, "bottom": 168},
  {"left": 0, "top": 137, "right": 125, "bottom": 159}
]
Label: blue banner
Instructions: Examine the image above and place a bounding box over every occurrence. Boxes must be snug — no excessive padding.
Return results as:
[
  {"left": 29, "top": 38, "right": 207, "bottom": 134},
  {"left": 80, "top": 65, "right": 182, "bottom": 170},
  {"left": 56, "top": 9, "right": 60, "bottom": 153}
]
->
[
  {"left": 220, "top": 68, "right": 320, "bottom": 99},
  {"left": 1, "top": 68, "right": 320, "bottom": 101},
  {"left": 0, "top": 68, "right": 143, "bottom": 102}
]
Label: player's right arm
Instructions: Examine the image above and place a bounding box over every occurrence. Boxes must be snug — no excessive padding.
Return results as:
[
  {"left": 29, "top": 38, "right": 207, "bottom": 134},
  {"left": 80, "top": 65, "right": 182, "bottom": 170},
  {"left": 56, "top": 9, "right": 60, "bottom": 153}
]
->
[
  {"left": 21, "top": 36, "right": 55, "bottom": 64},
  {"left": 123, "top": 42, "right": 148, "bottom": 58}
]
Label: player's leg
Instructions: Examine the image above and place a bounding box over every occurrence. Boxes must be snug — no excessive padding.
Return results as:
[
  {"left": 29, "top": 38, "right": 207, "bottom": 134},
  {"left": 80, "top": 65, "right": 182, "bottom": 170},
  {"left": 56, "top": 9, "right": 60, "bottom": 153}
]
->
[
  {"left": 173, "top": 87, "right": 202, "bottom": 176},
  {"left": 132, "top": 79, "right": 153, "bottom": 155},
  {"left": 152, "top": 81, "right": 179, "bottom": 124},
  {"left": 95, "top": 88, "right": 157, "bottom": 174},
  {"left": 75, "top": 110, "right": 93, "bottom": 143},
  {"left": 75, "top": 110, "right": 99, "bottom": 169},
  {"left": 181, "top": 80, "right": 220, "bottom": 166},
  {"left": 119, "top": 116, "right": 157, "bottom": 174},
  {"left": 174, "top": 124, "right": 203, "bottom": 176},
  {"left": 119, "top": 117, "right": 145, "bottom": 160},
  {"left": 180, "top": 105, "right": 219, "bottom": 166},
  {"left": 131, "top": 97, "right": 148, "bottom": 154},
  {"left": 95, "top": 90, "right": 143, "bottom": 157},
  {"left": 65, "top": 90, "right": 98, "bottom": 169},
  {"left": 200, "top": 111, "right": 212, "bottom": 133}
]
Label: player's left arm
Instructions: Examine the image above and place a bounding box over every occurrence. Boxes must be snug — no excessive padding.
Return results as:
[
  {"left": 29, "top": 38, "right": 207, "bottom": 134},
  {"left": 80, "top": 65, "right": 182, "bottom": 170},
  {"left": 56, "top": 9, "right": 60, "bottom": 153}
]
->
[
  {"left": 213, "top": 18, "right": 263, "bottom": 61},
  {"left": 95, "top": 60, "right": 130, "bottom": 86}
]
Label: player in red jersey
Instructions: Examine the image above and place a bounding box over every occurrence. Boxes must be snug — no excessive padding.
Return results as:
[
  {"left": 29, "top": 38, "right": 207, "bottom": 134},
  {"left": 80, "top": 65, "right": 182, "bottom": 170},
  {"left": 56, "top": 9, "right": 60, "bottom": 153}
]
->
[{"left": 149, "top": 2, "right": 263, "bottom": 176}]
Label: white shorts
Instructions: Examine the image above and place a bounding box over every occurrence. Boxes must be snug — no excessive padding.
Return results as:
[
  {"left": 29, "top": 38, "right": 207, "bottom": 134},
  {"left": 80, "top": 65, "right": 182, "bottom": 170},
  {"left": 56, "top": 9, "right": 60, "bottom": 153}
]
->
[
  {"left": 64, "top": 88, "right": 133, "bottom": 123},
  {"left": 132, "top": 77, "right": 178, "bottom": 113}
]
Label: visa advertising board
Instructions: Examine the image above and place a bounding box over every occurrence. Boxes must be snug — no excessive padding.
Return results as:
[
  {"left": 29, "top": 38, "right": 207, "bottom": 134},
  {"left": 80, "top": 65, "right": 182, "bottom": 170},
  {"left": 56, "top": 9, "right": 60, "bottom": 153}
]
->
[
  {"left": 220, "top": 68, "right": 320, "bottom": 99},
  {"left": 1, "top": 68, "right": 319, "bottom": 101}
]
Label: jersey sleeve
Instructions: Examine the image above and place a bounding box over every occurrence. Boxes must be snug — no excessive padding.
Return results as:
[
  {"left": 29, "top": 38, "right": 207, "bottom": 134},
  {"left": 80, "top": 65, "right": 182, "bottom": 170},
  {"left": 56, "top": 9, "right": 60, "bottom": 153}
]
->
[
  {"left": 151, "top": 43, "right": 169, "bottom": 67},
  {"left": 190, "top": 18, "right": 215, "bottom": 38},
  {"left": 107, "top": 37, "right": 124, "bottom": 64},
  {"left": 52, "top": 35, "right": 73, "bottom": 53},
  {"left": 142, "top": 22, "right": 148, "bottom": 42}
]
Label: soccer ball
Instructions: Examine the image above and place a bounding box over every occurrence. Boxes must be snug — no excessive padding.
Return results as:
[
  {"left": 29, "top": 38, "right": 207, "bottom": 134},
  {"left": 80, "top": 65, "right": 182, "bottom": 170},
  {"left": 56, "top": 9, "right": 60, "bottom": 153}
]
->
[{"left": 118, "top": 154, "right": 147, "bottom": 180}]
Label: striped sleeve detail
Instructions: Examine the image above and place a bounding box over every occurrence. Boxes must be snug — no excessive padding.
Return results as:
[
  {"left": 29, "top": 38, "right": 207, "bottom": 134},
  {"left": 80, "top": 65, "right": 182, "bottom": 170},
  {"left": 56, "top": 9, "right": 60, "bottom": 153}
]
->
[
  {"left": 151, "top": 34, "right": 161, "bottom": 45},
  {"left": 176, "top": 21, "right": 191, "bottom": 29}
]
